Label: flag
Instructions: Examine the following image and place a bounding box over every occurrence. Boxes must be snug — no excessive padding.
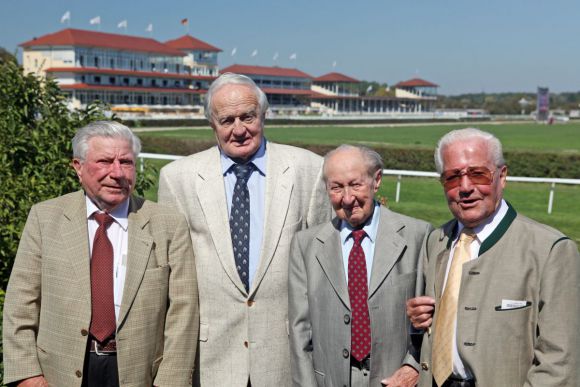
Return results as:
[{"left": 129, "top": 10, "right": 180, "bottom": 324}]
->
[
  {"left": 289, "top": 52, "right": 297, "bottom": 60},
  {"left": 146, "top": 23, "right": 153, "bottom": 32},
  {"left": 181, "top": 18, "right": 188, "bottom": 25},
  {"left": 117, "top": 20, "right": 127, "bottom": 29},
  {"left": 273, "top": 52, "right": 279, "bottom": 61},
  {"left": 90, "top": 16, "right": 101, "bottom": 25},
  {"left": 61, "top": 11, "right": 70, "bottom": 24},
  {"left": 251, "top": 49, "right": 258, "bottom": 57},
  {"left": 231, "top": 47, "right": 237, "bottom": 56}
]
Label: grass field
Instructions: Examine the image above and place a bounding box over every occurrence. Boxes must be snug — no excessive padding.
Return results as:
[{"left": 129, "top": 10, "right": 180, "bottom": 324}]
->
[
  {"left": 139, "top": 121, "right": 580, "bottom": 152},
  {"left": 139, "top": 121, "right": 580, "bottom": 242}
]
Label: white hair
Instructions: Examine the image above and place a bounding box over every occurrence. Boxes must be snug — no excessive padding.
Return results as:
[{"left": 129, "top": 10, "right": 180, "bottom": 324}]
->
[
  {"left": 72, "top": 120, "right": 141, "bottom": 160},
  {"left": 323, "top": 144, "right": 384, "bottom": 182},
  {"left": 434, "top": 128, "right": 505, "bottom": 173}
]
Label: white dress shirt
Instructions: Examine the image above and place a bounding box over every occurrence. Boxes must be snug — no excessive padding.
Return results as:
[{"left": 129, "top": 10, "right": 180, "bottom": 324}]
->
[
  {"left": 339, "top": 202, "right": 381, "bottom": 285},
  {"left": 86, "top": 196, "right": 129, "bottom": 324},
  {"left": 442, "top": 199, "right": 509, "bottom": 379}
]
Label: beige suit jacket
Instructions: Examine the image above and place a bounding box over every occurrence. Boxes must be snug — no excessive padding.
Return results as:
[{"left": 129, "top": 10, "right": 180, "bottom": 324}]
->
[
  {"left": 417, "top": 204, "right": 580, "bottom": 386},
  {"left": 3, "top": 191, "right": 199, "bottom": 387},
  {"left": 158, "top": 142, "right": 331, "bottom": 387},
  {"left": 289, "top": 206, "right": 432, "bottom": 387}
]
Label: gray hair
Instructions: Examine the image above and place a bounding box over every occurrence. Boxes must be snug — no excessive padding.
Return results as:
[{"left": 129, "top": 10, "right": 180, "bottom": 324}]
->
[
  {"left": 72, "top": 120, "right": 141, "bottom": 160},
  {"left": 323, "top": 144, "right": 384, "bottom": 182},
  {"left": 434, "top": 128, "right": 505, "bottom": 173},
  {"left": 204, "top": 72, "right": 269, "bottom": 122}
]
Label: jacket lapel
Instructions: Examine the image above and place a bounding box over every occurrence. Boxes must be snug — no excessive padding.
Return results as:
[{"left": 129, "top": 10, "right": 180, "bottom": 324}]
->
[
  {"left": 434, "top": 223, "right": 455, "bottom": 300},
  {"left": 251, "top": 146, "right": 293, "bottom": 295},
  {"left": 118, "top": 196, "right": 153, "bottom": 326},
  {"left": 196, "top": 148, "right": 247, "bottom": 294},
  {"left": 315, "top": 219, "right": 351, "bottom": 310},
  {"left": 62, "top": 191, "right": 92, "bottom": 307},
  {"left": 368, "top": 207, "right": 406, "bottom": 299}
]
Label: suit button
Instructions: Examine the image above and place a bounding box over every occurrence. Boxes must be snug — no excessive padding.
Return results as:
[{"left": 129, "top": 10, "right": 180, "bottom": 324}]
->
[
  {"left": 343, "top": 314, "right": 350, "bottom": 324},
  {"left": 244, "top": 341, "right": 249, "bottom": 348},
  {"left": 342, "top": 349, "right": 349, "bottom": 358},
  {"left": 75, "top": 370, "right": 82, "bottom": 378},
  {"left": 80, "top": 329, "right": 89, "bottom": 336},
  {"left": 420, "top": 362, "right": 429, "bottom": 371},
  {"left": 247, "top": 300, "right": 255, "bottom": 307}
]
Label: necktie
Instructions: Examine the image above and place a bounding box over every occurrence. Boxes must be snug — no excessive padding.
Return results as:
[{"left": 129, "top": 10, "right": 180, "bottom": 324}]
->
[
  {"left": 432, "top": 229, "right": 476, "bottom": 386},
  {"left": 230, "top": 163, "right": 253, "bottom": 292},
  {"left": 348, "top": 229, "right": 371, "bottom": 362},
  {"left": 90, "top": 212, "right": 116, "bottom": 343}
]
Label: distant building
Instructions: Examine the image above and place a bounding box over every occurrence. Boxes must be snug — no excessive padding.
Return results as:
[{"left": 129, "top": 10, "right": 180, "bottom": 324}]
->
[
  {"left": 20, "top": 28, "right": 220, "bottom": 115},
  {"left": 20, "top": 28, "right": 439, "bottom": 117},
  {"left": 221, "top": 64, "right": 313, "bottom": 114}
]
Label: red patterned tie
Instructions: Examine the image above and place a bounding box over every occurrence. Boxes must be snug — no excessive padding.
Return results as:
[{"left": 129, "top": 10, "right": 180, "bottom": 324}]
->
[
  {"left": 90, "top": 212, "right": 116, "bottom": 342},
  {"left": 348, "top": 229, "right": 371, "bottom": 361}
]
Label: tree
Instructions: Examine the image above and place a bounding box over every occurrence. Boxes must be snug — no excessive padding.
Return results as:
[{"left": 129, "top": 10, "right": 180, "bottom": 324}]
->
[{"left": 0, "top": 60, "right": 155, "bottom": 379}]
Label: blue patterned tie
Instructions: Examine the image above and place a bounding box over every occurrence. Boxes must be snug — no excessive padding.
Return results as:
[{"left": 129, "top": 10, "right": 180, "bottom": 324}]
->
[{"left": 230, "top": 163, "right": 253, "bottom": 292}]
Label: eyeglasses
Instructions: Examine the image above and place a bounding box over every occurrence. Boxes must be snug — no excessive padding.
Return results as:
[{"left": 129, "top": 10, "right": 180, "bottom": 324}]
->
[{"left": 440, "top": 166, "right": 496, "bottom": 190}]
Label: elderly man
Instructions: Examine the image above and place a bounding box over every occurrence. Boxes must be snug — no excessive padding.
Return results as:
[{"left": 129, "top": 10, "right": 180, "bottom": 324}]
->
[
  {"left": 158, "top": 73, "right": 331, "bottom": 387},
  {"left": 3, "top": 121, "right": 198, "bottom": 387},
  {"left": 407, "top": 128, "right": 580, "bottom": 386},
  {"left": 288, "top": 145, "right": 432, "bottom": 387}
]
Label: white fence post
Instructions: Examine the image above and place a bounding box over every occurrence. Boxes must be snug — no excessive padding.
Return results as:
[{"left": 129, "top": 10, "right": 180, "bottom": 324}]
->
[
  {"left": 548, "top": 182, "right": 556, "bottom": 214},
  {"left": 395, "top": 175, "right": 402, "bottom": 203}
]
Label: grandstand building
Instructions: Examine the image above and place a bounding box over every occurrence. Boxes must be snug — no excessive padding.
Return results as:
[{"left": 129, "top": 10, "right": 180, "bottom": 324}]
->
[{"left": 20, "top": 28, "right": 221, "bottom": 115}]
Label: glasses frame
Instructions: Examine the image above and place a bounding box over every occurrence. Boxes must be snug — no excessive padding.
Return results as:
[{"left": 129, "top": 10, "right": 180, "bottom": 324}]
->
[{"left": 440, "top": 166, "right": 498, "bottom": 191}]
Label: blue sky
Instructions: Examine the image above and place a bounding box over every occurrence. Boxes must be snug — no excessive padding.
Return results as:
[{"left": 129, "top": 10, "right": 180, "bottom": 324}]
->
[{"left": 2, "top": 0, "right": 579, "bottom": 95}]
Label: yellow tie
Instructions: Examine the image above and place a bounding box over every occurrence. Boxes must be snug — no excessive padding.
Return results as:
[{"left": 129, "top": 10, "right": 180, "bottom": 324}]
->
[{"left": 432, "top": 229, "right": 476, "bottom": 386}]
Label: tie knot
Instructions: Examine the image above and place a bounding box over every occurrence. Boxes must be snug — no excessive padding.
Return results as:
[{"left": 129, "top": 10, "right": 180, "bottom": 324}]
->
[
  {"left": 232, "top": 163, "right": 254, "bottom": 182},
  {"left": 94, "top": 212, "right": 114, "bottom": 227},
  {"left": 459, "top": 228, "right": 476, "bottom": 244},
  {"left": 351, "top": 229, "right": 367, "bottom": 245}
]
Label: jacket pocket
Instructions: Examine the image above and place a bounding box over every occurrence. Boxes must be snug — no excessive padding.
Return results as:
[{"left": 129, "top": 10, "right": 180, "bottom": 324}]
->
[{"left": 314, "top": 369, "right": 325, "bottom": 386}]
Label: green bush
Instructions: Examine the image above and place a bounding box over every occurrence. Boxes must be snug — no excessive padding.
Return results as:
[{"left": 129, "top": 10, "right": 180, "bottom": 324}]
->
[
  {"left": 140, "top": 136, "right": 580, "bottom": 179},
  {"left": 0, "top": 61, "right": 155, "bottom": 380}
]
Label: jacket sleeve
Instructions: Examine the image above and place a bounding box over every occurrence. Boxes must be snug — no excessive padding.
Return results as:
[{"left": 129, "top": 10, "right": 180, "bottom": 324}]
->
[
  {"left": 288, "top": 234, "right": 318, "bottom": 387},
  {"left": 2, "top": 205, "right": 45, "bottom": 384},
  {"left": 305, "top": 160, "right": 333, "bottom": 228},
  {"left": 153, "top": 214, "right": 199, "bottom": 387},
  {"left": 524, "top": 238, "right": 580, "bottom": 386}
]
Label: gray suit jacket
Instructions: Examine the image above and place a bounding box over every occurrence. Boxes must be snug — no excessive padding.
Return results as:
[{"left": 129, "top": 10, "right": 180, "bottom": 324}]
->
[
  {"left": 3, "top": 190, "right": 198, "bottom": 387},
  {"left": 289, "top": 206, "right": 432, "bottom": 387},
  {"left": 417, "top": 204, "right": 580, "bottom": 386},
  {"left": 158, "top": 142, "right": 331, "bottom": 387}
]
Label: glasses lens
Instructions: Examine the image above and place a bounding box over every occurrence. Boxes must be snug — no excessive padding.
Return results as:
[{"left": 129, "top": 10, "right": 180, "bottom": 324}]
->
[{"left": 440, "top": 167, "right": 493, "bottom": 190}]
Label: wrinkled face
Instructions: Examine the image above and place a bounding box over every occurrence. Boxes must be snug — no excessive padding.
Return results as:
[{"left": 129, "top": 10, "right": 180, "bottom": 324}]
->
[
  {"left": 73, "top": 136, "right": 136, "bottom": 212},
  {"left": 441, "top": 138, "right": 507, "bottom": 228},
  {"left": 210, "top": 84, "right": 264, "bottom": 162},
  {"left": 325, "top": 149, "right": 381, "bottom": 228}
]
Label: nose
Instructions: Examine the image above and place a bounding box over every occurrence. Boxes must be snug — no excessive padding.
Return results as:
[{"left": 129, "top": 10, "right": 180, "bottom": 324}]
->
[
  {"left": 342, "top": 186, "right": 356, "bottom": 205},
  {"left": 458, "top": 173, "right": 474, "bottom": 193},
  {"left": 232, "top": 118, "right": 246, "bottom": 136},
  {"left": 109, "top": 160, "right": 123, "bottom": 178}
]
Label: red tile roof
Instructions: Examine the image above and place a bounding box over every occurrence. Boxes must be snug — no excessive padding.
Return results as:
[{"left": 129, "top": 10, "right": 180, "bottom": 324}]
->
[
  {"left": 221, "top": 64, "right": 312, "bottom": 79},
  {"left": 260, "top": 87, "right": 312, "bottom": 96},
  {"left": 20, "top": 28, "right": 185, "bottom": 56},
  {"left": 313, "top": 72, "right": 359, "bottom": 83},
  {"left": 165, "top": 35, "right": 222, "bottom": 52},
  {"left": 395, "top": 78, "right": 439, "bottom": 88},
  {"left": 310, "top": 91, "right": 359, "bottom": 99},
  {"left": 46, "top": 67, "right": 216, "bottom": 81},
  {"left": 59, "top": 83, "right": 206, "bottom": 94}
]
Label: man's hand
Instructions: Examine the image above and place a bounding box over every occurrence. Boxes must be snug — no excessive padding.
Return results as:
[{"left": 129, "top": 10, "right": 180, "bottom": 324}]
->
[
  {"left": 17, "top": 376, "right": 49, "bottom": 387},
  {"left": 407, "top": 296, "right": 435, "bottom": 330},
  {"left": 381, "top": 365, "right": 419, "bottom": 387}
]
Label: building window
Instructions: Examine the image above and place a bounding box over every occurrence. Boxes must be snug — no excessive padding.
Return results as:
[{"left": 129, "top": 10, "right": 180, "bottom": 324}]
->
[
  {"left": 81, "top": 75, "right": 86, "bottom": 83},
  {"left": 176, "top": 64, "right": 180, "bottom": 73},
  {"left": 151, "top": 79, "right": 157, "bottom": 87},
  {"left": 109, "top": 77, "right": 116, "bottom": 84},
  {"left": 123, "top": 78, "right": 129, "bottom": 86},
  {"left": 79, "top": 55, "right": 84, "bottom": 66},
  {"left": 151, "top": 63, "right": 156, "bottom": 71},
  {"left": 162, "top": 80, "right": 168, "bottom": 87},
  {"left": 94, "top": 57, "right": 99, "bottom": 67},
  {"left": 137, "top": 78, "right": 143, "bottom": 86},
  {"left": 94, "top": 76, "right": 101, "bottom": 84},
  {"left": 110, "top": 59, "right": 115, "bottom": 69}
]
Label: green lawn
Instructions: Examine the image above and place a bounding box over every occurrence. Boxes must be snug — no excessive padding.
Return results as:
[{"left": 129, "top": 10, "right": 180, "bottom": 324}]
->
[
  {"left": 139, "top": 121, "right": 580, "bottom": 152},
  {"left": 141, "top": 160, "right": 580, "bottom": 243}
]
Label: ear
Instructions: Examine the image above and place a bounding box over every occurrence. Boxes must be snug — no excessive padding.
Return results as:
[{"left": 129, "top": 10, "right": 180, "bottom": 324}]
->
[
  {"left": 498, "top": 165, "right": 508, "bottom": 188},
  {"left": 373, "top": 169, "right": 382, "bottom": 193},
  {"left": 72, "top": 158, "right": 83, "bottom": 182}
]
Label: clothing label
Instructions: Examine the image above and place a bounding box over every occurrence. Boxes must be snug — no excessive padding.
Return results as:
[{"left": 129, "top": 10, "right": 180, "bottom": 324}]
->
[{"left": 501, "top": 299, "right": 528, "bottom": 309}]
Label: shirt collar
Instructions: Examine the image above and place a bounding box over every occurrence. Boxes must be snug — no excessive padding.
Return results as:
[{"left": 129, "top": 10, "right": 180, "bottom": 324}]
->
[
  {"left": 339, "top": 202, "right": 381, "bottom": 245},
  {"left": 457, "top": 199, "right": 508, "bottom": 244},
  {"left": 85, "top": 194, "right": 130, "bottom": 231},
  {"left": 220, "top": 138, "right": 267, "bottom": 176}
]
